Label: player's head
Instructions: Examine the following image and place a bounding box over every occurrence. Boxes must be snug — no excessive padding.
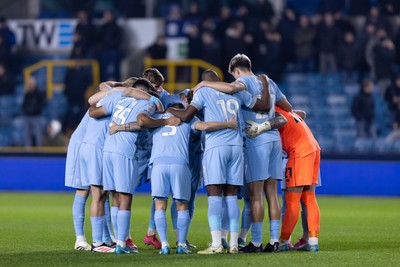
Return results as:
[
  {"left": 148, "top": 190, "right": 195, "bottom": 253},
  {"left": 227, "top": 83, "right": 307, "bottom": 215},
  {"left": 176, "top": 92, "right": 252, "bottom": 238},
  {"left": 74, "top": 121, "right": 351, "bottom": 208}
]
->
[
  {"left": 132, "top": 78, "right": 157, "bottom": 95},
  {"left": 143, "top": 68, "right": 164, "bottom": 92},
  {"left": 201, "top": 69, "right": 221, "bottom": 82},
  {"left": 164, "top": 95, "right": 185, "bottom": 109},
  {"left": 228, "top": 53, "right": 252, "bottom": 79}
]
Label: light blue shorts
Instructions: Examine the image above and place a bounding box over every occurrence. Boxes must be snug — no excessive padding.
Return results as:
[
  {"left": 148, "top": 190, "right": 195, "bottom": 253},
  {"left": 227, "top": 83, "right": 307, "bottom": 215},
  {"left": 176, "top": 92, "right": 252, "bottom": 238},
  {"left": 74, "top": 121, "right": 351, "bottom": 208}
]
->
[
  {"left": 244, "top": 141, "right": 283, "bottom": 183},
  {"left": 203, "top": 146, "right": 244, "bottom": 186},
  {"left": 79, "top": 143, "right": 103, "bottom": 187},
  {"left": 151, "top": 163, "right": 191, "bottom": 201},
  {"left": 103, "top": 151, "right": 138, "bottom": 194},
  {"left": 65, "top": 141, "right": 88, "bottom": 190}
]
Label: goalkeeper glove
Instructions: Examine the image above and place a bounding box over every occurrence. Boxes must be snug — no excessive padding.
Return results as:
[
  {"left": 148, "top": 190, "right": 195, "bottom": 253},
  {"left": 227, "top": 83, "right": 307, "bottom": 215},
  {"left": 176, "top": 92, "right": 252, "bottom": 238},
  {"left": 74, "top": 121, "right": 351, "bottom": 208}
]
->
[{"left": 245, "top": 120, "right": 271, "bottom": 138}]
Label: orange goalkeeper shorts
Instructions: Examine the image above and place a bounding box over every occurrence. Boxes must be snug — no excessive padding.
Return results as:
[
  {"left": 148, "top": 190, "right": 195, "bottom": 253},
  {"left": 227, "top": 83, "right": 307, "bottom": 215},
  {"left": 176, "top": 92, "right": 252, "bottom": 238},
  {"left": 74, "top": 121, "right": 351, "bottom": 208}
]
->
[{"left": 284, "top": 150, "right": 320, "bottom": 188}]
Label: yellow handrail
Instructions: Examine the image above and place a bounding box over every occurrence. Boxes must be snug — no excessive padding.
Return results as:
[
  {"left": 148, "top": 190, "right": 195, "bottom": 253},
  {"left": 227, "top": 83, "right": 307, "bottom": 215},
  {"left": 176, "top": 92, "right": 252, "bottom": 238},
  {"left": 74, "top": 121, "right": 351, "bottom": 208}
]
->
[
  {"left": 23, "top": 60, "right": 100, "bottom": 99},
  {"left": 144, "top": 58, "right": 224, "bottom": 92}
]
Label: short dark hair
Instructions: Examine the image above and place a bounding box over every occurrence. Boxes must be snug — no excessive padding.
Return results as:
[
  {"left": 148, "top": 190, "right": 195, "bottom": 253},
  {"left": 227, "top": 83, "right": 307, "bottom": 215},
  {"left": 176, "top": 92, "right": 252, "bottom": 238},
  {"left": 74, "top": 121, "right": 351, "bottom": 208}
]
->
[
  {"left": 228, "top": 53, "right": 251, "bottom": 74},
  {"left": 201, "top": 69, "right": 221, "bottom": 82},
  {"left": 133, "top": 78, "right": 156, "bottom": 93},
  {"left": 143, "top": 68, "right": 164, "bottom": 87}
]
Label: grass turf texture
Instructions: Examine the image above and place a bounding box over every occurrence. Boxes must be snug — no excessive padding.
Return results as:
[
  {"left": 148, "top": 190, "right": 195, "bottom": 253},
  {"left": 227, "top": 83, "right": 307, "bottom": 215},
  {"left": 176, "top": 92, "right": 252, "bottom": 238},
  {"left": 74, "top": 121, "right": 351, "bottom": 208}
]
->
[{"left": 1, "top": 193, "right": 399, "bottom": 266}]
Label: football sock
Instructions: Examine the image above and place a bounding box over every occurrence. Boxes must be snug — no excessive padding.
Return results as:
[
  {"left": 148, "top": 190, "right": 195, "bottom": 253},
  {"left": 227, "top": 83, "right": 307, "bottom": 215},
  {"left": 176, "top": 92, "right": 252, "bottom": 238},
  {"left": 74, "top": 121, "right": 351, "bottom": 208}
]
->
[
  {"left": 239, "top": 198, "right": 251, "bottom": 240},
  {"left": 270, "top": 220, "right": 280, "bottom": 244},
  {"left": 177, "top": 210, "right": 190, "bottom": 245},
  {"left": 154, "top": 210, "right": 168, "bottom": 243},
  {"left": 221, "top": 199, "right": 229, "bottom": 239},
  {"left": 102, "top": 198, "right": 112, "bottom": 243},
  {"left": 90, "top": 216, "right": 104, "bottom": 245},
  {"left": 225, "top": 196, "right": 240, "bottom": 248},
  {"left": 147, "top": 201, "right": 156, "bottom": 236},
  {"left": 308, "top": 237, "right": 318, "bottom": 245},
  {"left": 72, "top": 193, "right": 88, "bottom": 238},
  {"left": 280, "top": 191, "right": 302, "bottom": 241},
  {"left": 301, "top": 191, "right": 320, "bottom": 238},
  {"left": 208, "top": 196, "right": 222, "bottom": 247},
  {"left": 117, "top": 210, "right": 131, "bottom": 248},
  {"left": 300, "top": 198, "right": 309, "bottom": 233},
  {"left": 161, "top": 241, "right": 169, "bottom": 249},
  {"left": 251, "top": 222, "right": 263, "bottom": 247},
  {"left": 171, "top": 201, "right": 178, "bottom": 230},
  {"left": 111, "top": 206, "right": 119, "bottom": 238}
]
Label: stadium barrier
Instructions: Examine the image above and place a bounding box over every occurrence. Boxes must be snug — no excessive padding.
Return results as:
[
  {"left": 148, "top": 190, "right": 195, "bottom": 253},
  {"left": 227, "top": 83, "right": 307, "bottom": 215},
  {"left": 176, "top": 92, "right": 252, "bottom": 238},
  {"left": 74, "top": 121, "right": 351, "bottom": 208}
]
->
[
  {"left": 23, "top": 59, "right": 100, "bottom": 98},
  {"left": 0, "top": 154, "right": 399, "bottom": 196},
  {"left": 144, "top": 58, "right": 224, "bottom": 92}
]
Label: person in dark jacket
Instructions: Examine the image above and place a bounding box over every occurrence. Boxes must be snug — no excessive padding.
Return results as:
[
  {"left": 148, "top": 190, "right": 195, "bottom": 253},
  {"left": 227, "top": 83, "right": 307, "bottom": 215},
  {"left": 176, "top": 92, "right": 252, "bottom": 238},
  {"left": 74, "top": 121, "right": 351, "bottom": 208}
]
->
[
  {"left": 316, "top": 13, "right": 339, "bottom": 74},
  {"left": 22, "top": 76, "right": 47, "bottom": 146},
  {"left": 337, "top": 32, "right": 360, "bottom": 83},
  {"left": 294, "top": 15, "right": 316, "bottom": 73},
  {"left": 0, "top": 63, "right": 14, "bottom": 95},
  {"left": 73, "top": 10, "right": 95, "bottom": 58},
  {"left": 373, "top": 37, "right": 396, "bottom": 94},
  {"left": 351, "top": 80, "right": 376, "bottom": 138}
]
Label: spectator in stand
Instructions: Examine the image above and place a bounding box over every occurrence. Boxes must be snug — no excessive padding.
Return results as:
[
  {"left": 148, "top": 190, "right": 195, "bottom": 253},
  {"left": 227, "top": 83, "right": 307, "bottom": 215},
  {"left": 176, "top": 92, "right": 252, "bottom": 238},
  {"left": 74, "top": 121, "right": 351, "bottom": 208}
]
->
[
  {"left": 0, "top": 63, "right": 14, "bottom": 95},
  {"left": 74, "top": 10, "right": 95, "bottom": 58},
  {"left": 215, "top": 5, "right": 233, "bottom": 42},
  {"left": 70, "top": 32, "right": 87, "bottom": 59},
  {"left": 0, "top": 17, "right": 16, "bottom": 54},
  {"left": 316, "top": 13, "right": 339, "bottom": 74},
  {"left": 235, "top": 4, "right": 250, "bottom": 29},
  {"left": 293, "top": 15, "right": 316, "bottom": 73},
  {"left": 68, "top": 0, "right": 96, "bottom": 15},
  {"left": 366, "top": 6, "right": 390, "bottom": 34},
  {"left": 318, "top": 0, "right": 345, "bottom": 14},
  {"left": 201, "top": 16, "right": 216, "bottom": 33},
  {"left": 187, "top": 24, "right": 202, "bottom": 59},
  {"left": 43, "top": 120, "right": 66, "bottom": 146},
  {"left": 277, "top": 8, "right": 297, "bottom": 66},
  {"left": 185, "top": 1, "right": 202, "bottom": 23},
  {"left": 0, "top": 35, "right": 11, "bottom": 67},
  {"left": 351, "top": 80, "right": 376, "bottom": 138},
  {"left": 146, "top": 35, "right": 167, "bottom": 59},
  {"left": 384, "top": 74, "right": 400, "bottom": 112},
  {"left": 22, "top": 77, "right": 47, "bottom": 147},
  {"left": 260, "top": 28, "right": 283, "bottom": 82},
  {"left": 359, "top": 22, "right": 377, "bottom": 74},
  {"left": 97, "top": 10, "right": 122, "bottom": 81},
  {"left": 249, "top": 0, "right": 275, "bottom": 24},
  {"left": 385, "top": 103, "right": 400, "bottom": 141},
  {"left": 223, "top": 20, "right": 246, "bottom": 76},
  {"left": 167, "top": 4, "right": 182, "bottom": 20},
  {"left": 334, "top": 11, "right": 356, "bottom": 40},
  {"left": 337, "top": 32, "right": 361, "bottom": 83},
  {"left": 373, "top": 37, "right": 396, "bottom": 94},
  {"left": 378, "top": 0, "right": 400, "bottom": 16},
  {"left": 63, "top": 59, "right": 92, "bottom": 132},
  {"left": 201, "top": 31, "right": 221, "bottom": 67}
]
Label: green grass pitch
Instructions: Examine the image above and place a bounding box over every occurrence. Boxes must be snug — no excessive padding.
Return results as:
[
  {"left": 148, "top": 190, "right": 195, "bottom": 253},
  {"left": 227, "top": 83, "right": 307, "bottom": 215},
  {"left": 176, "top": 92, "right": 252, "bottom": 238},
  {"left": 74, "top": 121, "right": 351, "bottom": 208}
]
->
[{"left": 1, "top": 193, "right": 399, "bottom": 266}]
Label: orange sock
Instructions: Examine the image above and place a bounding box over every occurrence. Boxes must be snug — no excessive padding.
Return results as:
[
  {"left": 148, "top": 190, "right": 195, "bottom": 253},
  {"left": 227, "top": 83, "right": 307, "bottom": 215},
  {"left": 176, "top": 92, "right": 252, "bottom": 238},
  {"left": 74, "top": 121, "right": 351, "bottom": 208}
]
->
[
  {"left": 280, "top": 191, "right": 302, "bottom": 241},
  {"left": 301, "top": 191, "right": 320, "bottom": 237}
]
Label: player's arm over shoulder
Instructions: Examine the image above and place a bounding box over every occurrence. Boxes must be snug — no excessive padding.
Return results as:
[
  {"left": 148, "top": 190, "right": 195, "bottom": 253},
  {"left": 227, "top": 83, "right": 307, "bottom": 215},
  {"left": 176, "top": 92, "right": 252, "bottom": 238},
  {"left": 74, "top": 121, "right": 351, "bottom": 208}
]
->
[{"left": 194, "top": 114, "right": 238, "bottom": 132}]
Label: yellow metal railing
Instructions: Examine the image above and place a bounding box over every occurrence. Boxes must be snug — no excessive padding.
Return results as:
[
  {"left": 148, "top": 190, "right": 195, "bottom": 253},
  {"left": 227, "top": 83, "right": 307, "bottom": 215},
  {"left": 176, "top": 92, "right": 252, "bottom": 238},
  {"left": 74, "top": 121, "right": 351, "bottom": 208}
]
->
[
  {"left": 144, "top": 58, "right": 223, "bottom": 92},
  {"left": 23, "top": 60, "right": 100, "bottom": 99}
]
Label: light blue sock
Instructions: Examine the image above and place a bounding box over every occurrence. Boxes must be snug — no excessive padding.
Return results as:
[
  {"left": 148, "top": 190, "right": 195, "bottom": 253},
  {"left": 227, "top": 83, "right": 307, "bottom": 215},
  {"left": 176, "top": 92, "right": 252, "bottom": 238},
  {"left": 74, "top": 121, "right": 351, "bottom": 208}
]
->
[
  {"left": 241, "top": 198, "right": 251, "bottom": 232},
  {"left": 251, "top": 222, "right": 263, "bottom": 244},
  {"left": 170, "top": 201, "right": 178, "bottom": 230},
  {"left": 111, "top": 206, "right": 119, "bottom": 238},
  {"left": 117, "top": 210, "right": 131, "bottom": 243},
  {"left": 300, "top": 199, "right": 308, "bottom": 233},
  {"left": 221, "top": 200, "right": 229, "bottom": 232},
  {"left": 225, "top": 196, "right": 240, "bottom": 233},
  {"left": 90, "top": 216, "right": 105, "bottom": 243},
  {"left": 72, "top": 194, "right": 88, "bottom": 238},
  {"left": 148, "top": 201, "right": 156, "bottom": 230},
  {"left": 177, "top": 210, "right": 190, "bottom": 244},
  {"left": 102, "top": 198, "right": 112, "bottom": 242},
  {"left": 154, "top": 210, "right": 167, "bottom": 243},
  {"left": 270, "top": 220, "right": 280, "bottom": 241},
  {"left": 208, "top": 196, "right": 222, "bottom": 231}
]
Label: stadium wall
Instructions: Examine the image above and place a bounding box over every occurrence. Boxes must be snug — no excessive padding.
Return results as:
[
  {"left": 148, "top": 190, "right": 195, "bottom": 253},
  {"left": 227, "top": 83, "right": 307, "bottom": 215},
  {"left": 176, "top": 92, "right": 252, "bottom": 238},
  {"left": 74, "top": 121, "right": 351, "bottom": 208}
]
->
[{"left": 0, "top": 156, "right": 399, "bottom": 197}]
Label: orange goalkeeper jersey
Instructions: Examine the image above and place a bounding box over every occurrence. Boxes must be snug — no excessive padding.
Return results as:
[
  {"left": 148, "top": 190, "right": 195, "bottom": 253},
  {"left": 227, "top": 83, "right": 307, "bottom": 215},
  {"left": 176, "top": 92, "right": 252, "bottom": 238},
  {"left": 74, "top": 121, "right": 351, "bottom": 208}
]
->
[{"left": 276, "top": 106, "right": 320, "bottom": 158}]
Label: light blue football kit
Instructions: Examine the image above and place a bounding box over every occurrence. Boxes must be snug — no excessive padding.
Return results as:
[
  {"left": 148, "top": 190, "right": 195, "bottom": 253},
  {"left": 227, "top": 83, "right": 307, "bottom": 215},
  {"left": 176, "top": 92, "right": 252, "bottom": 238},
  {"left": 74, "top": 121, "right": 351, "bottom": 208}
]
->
[{"left": 238, "top": 76, "right": 285, "bottom": 183}]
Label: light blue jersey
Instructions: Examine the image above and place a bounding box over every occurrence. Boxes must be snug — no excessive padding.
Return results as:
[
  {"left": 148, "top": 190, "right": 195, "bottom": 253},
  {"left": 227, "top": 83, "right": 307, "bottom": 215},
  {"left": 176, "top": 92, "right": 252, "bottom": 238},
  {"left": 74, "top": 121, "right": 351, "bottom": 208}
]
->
[
  {"left": 237, "top": 76, "right": 284, "bottom": 147},
  {"left": 190, "top": 86, "right": 256, "bottom": 151},
  {"left": 149, "top": 113, "right": 198, "bottom": 165},
  {"left": 103, "top": 97, "right": 156, "bottom": 159},
  {"left": 65, "top": 110, "right": 90, "bottom": 189}
]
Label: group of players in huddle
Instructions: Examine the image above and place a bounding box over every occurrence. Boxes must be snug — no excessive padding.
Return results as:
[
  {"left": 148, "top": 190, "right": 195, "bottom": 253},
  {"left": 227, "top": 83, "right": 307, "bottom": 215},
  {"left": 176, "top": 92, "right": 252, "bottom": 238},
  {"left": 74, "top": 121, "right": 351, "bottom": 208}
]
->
[{"left": 65, "top": 53, "right": 321, "bottom": 255}]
